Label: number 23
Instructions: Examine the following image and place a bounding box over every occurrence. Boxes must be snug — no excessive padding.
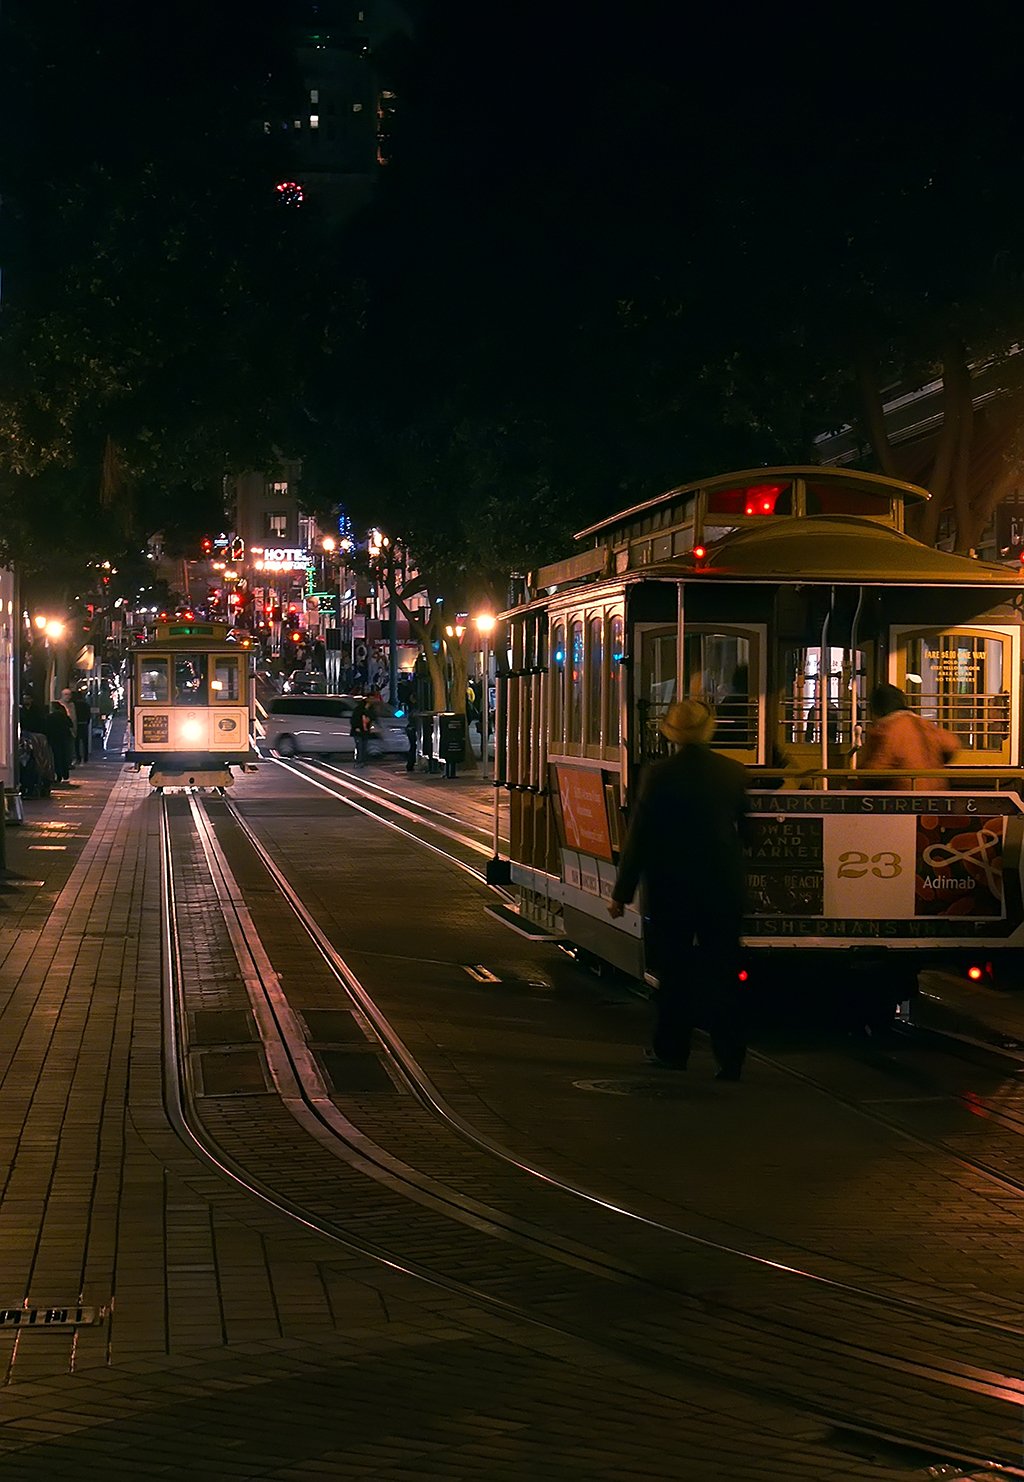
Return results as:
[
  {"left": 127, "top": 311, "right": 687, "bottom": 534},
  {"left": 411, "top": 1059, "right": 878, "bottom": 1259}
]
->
[{"left": 837, "top": 850, "right": 902, "bottom": 879}]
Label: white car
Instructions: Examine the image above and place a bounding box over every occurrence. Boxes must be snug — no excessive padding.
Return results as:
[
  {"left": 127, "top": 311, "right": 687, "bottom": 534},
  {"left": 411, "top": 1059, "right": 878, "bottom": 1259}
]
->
[{"left": 265, "top": 695, "right": 409, "bottom": 758}]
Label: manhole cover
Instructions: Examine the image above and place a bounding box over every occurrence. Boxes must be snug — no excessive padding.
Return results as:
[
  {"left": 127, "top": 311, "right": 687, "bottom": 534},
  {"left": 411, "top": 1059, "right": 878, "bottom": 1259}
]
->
[
  {"left": 319, "top": 1050, "right": 398, "bottom": 1094},
  {"left": 302, "top": 1010, "right": 368, "bottom": 1045},
  {"left": 573, "top": 1078, "right": 689, "bottom": 1098},
  {"left": 193, "top": 1009, "right": 252, "bottom": 1046},
  {"left": 198, "top": 1049, "right": 268, "bottom": 1095}
]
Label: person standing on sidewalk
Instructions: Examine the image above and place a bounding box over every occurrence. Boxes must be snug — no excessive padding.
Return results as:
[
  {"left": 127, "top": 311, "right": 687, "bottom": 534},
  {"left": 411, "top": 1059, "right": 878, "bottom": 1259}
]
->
[
  {"left": 72, "top": 688, "right": 92, "bottom": 764},
  {"left": 350, "top": 695, "right": 372, "bottom": 765},
  {"left": 46, "top": 702, "right": 74, "bottom": 784},
  {"left": 608, "top": 698, "right": 751, "bottom": 1079}
]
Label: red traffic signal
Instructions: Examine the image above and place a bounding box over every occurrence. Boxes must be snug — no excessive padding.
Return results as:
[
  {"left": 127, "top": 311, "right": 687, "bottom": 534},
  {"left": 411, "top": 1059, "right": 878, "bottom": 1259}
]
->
[{"left": 201, "top": 536, "right": 212, "bottom": 555}]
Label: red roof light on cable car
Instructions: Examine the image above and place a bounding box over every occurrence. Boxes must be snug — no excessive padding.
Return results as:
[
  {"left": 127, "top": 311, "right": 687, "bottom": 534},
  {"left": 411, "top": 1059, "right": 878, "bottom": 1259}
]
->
[
  {"left": 967, "top": 965, "right": 984, "bottom": 981},
  {"left": 738, "top": 970, "right": 749, "bottom": 983},
  {"left": 692, "top": 545, "right": 707, "bottom": 561},
  {"left": 743, "top": 483, "right": 783, "bottom": 516}
]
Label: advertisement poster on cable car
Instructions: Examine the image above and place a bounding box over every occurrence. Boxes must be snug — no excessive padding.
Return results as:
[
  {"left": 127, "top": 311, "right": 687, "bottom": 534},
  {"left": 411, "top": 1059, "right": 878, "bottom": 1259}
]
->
[
  {"left": 743, "top": 792, "right": 1024, "bottom": 941},
  {"left": 555, "top": 766, "right": 614, "bottom": 862}
]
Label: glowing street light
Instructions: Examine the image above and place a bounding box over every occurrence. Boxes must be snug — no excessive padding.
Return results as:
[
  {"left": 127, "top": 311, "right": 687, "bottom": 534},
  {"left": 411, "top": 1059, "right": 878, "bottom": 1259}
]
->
[
  {"left": 473, "top": 614, "right": 496, "bottom": 773},
  {"left": 321, "top": 535, "right": 337, "bottom": 553},
  {"left": 44, "top": 619, "right": 66, "bottom": 641}
]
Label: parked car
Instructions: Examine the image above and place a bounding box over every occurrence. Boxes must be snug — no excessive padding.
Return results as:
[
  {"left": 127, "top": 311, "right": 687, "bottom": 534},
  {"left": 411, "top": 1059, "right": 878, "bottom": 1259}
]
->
[
  {"left": 265, "top": 695, "right": 409, "bottom": 758},
  {"left": 282, "top": 669, "right": 326, "bottom": 695}
]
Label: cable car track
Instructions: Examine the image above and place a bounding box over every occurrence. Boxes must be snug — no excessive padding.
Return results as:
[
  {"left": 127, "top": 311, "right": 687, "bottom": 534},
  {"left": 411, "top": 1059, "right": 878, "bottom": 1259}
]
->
[
  {"left": 158, "top": 790, "right": 1024, "bottom": 1475},
  {"left": 270, "top": 754, "right": 509, "bottom": 891},
  {"left": 270, "top": 752, "right": 1024, "bottom": 1189}
]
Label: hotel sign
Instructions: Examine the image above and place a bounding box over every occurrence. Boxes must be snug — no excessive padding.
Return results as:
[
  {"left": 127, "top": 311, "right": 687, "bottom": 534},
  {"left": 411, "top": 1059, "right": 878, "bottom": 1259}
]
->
[{"left": 254, "top": 548, "right": 309, "bottom": 573}]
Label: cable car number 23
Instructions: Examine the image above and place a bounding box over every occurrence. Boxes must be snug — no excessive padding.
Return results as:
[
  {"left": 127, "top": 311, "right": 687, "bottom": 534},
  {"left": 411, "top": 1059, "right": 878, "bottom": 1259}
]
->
[{"left": 837, "top": 850, "right": 902, "bottom": 879}]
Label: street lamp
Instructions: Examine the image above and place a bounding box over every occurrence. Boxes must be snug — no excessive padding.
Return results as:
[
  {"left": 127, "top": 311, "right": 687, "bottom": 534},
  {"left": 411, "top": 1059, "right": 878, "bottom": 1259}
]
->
[{"left": 472, "top": 612, "right": 495, "bottom": 766}]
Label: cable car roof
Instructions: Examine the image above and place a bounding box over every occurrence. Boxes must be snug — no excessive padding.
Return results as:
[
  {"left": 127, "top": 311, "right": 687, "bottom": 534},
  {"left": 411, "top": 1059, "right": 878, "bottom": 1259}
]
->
[
  {"left": 682, "top": 516, "right": 1024, "bottom": 586},
  {"left": 574, "top": 465, "right": 930, "bottom": 541}
]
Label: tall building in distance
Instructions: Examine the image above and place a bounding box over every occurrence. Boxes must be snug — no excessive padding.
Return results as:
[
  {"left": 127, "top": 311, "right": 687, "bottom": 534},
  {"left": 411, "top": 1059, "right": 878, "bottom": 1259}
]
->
[{"left": 267, "top": 1, "right": 412, "bottom": 220}]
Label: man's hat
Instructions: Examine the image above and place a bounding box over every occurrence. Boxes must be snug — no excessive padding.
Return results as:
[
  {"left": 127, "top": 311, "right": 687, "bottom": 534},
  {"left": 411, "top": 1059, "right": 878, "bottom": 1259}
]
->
[{"left": 659, "top": 698, "right": 715, "bottom": 745}]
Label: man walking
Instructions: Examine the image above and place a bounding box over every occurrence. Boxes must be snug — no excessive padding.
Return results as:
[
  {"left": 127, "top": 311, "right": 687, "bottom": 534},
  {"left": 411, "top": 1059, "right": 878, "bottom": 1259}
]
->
[{"left": 609, "top": 699, "right": 750, "bottom": 1079}]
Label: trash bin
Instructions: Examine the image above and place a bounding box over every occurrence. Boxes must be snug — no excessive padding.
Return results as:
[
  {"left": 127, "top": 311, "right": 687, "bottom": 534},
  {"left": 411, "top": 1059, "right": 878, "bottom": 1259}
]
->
[{"left": 437, "top": 712, "right": 467, "bottom": 777}]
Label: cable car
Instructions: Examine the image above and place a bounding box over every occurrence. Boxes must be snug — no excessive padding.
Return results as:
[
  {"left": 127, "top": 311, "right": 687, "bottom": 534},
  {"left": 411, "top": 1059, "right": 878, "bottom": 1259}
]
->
[
  {"left": 125, "top": 620, "right": 257, "bottom": 789},
  {"left": 496, "top": 467, "right": 1024, "bottom": 1000}
]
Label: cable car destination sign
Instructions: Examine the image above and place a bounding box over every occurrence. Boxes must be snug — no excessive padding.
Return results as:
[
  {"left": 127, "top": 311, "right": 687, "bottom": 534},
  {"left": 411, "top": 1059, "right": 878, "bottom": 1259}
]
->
[{"left": 744, "top": 790, "right": 1024, "bottom": 940}]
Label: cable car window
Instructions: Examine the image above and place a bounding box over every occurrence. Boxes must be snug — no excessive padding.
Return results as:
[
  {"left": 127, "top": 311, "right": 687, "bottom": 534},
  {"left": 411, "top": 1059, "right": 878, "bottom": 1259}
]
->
[
  {"left": 781, "top": 646, "right": 864, "bottom": 746},
  {"left": 804, "top": 482, "right": 889, "bottom": 516},
  {"left": 638, "top": 627, "right": 677, "bottom": 760},
  {"left": 906, "top": 632, "right": 1007, "bottom": 751},
  {"left": 586, "top": 615, "right": 603, "bottom": 745},
  {"left": 568, "top": 619, "right": 584, "bottom": 744},
  {"left": 606, "top": 615, "right": 623, "bottom": 748},
  {"left": 550, "top": 621, "right": 565, "bottom": 747},
  {"left": 212, "top": 655, "right": 241, "bottom": 702},
  {"left": 684, "top": 633, "right": 753, "bottom": 745},
  {"left": 173, "top": 654, "right": 207, "bottom": 704},
  {"left": 139, "top": 659, "right": 170, "bottom": 702},
  {"left": 706, "top": 481, "right": 792, "bottom": 517}
]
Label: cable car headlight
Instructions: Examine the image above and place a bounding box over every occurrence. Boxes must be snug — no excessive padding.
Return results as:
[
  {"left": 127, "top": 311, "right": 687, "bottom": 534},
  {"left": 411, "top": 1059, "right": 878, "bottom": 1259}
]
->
[{"left": 181, "top": 718, "right": 204, "bottom": 742}]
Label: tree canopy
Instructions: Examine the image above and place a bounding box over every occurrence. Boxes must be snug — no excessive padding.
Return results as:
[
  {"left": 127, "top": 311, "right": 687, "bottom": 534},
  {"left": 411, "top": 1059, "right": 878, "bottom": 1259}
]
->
[
  {"left": 0, "top": 0, "right": 327, "bottom": 577},
  {"left": 317, "top": 6, "right": 1024, "bottom": 565}
]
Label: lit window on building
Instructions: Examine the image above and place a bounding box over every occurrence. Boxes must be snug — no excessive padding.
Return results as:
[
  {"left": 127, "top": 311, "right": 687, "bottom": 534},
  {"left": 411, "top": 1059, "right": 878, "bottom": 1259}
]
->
[
  {"left": 310, "top": 114, "right": 319, "bottom": 128},
  {"left": 271, "top": 481, "right": 288, "bottom": 496},
  {"left": 310, "top": 88, "right": 319, "bottom": 104},
  {"left": 352, "top": 102, "right": 363, "bottom": 113},
  {"left": 263, "top": 121, "right": 271, "bottom": 134},
  {"left": 294, "top": 119, "right": 302, "bottom": 130},
  {"left": 267, "top": 513, "right": 287, "bottom": 538}
]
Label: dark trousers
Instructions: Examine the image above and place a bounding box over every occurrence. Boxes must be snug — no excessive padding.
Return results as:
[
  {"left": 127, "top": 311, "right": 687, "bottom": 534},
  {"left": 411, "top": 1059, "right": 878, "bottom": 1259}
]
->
[
  {"left": 650, "top": 908, "right": 746, "bottom": 1073},
  {"left": 353, "top": 732, "right": 369, "bottom": 764},
  {"left": 75, "top": 730, "right": 89, "bottom": 763}
]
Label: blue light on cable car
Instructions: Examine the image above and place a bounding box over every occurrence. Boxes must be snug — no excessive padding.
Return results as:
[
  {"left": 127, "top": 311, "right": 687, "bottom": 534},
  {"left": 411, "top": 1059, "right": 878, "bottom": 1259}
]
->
[
  {"left": 554, "top": 648, "right": 565, "bottom": 663},
  {"left": 394, "top": 708, "right": 405, "bottom": 718}
]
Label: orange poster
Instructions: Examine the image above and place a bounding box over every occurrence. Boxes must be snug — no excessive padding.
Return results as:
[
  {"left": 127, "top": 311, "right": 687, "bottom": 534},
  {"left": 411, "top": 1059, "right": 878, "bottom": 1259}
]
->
[{"left": 557, "top": 767, "right": 613, "bottom": 862}]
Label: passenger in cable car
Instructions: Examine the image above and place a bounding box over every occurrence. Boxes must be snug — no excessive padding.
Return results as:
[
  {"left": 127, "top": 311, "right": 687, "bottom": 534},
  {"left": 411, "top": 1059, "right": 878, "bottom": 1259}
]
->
[{"left": 858, "top": 684, "right": 958, "bottom": 791}]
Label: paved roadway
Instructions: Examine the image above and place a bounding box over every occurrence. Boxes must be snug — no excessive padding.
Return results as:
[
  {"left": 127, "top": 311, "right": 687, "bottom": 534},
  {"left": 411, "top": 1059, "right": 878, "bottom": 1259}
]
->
[{"left": 0, "top": 740, "right": 1021, "bottom": 1478}]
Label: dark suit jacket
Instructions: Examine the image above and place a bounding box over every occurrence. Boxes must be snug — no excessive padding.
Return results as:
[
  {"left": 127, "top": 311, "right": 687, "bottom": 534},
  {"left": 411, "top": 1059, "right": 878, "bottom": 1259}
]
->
[{"left": 612, "top": 744, "right": 750, "bottom": 926}]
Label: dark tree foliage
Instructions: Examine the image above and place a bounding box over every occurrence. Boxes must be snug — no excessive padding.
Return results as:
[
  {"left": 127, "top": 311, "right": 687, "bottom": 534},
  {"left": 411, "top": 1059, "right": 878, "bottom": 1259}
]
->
[
  {"left": 0, "top": 0, "right": 324, "bottom": 576},
  {"left": 314, "top": 4, "right": 1024, "bottom": 566}
]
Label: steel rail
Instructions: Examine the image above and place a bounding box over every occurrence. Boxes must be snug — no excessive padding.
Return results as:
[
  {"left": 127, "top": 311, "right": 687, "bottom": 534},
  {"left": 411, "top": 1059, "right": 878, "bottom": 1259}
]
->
[{"left": 271, "top": 755, "right": 511, "bottom": 894}]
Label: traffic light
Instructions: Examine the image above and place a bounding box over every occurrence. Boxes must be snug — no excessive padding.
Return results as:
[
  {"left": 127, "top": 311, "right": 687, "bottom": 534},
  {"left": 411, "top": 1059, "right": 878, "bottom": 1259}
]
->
[
  {"left": 201, "top": 536, "right": 213, "bottom": 555},
  {"left": 231, "top": 537, "right": 244, "bottom": 561}
]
